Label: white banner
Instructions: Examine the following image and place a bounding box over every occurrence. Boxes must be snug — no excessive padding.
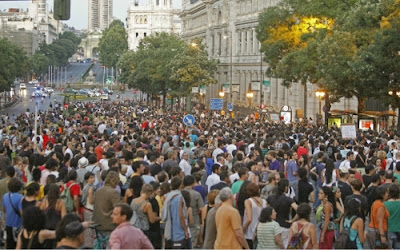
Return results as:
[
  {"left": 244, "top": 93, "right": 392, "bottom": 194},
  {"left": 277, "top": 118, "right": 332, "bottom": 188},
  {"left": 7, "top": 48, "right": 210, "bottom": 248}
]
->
[{"left": 251, "top": 81, "right": 260, "bottom": 91}]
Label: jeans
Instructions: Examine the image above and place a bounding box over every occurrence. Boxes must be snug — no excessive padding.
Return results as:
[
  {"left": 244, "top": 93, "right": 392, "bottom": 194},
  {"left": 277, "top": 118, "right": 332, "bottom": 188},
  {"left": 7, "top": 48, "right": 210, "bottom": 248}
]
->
[{"left": 388, "top": 232, "right": 400, "bottom": 249}]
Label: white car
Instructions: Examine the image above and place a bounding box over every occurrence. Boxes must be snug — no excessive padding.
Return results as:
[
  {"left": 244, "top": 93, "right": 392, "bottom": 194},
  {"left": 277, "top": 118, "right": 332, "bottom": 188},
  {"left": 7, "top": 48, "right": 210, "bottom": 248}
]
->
[
  {"left": 20, "top": 83, "right": 26, "bottom": 89},
  {"left": 100, "top": 93, "right": 109, "bottom": 100},
  {"left": 44, "top": 87, "right": 54, "bottom": 93}
]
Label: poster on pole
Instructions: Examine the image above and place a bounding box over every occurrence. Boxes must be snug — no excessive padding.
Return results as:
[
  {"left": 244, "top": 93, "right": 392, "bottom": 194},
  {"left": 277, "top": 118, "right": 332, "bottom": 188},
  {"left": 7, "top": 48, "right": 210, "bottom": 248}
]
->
[
  {"left": 251, "top": 81, "right": 260, "bottom": 91},
  {"left": 199, "top": 86, "right": 207, "bottom": 95},
  {"left": 341, "top": 124, "right": 357, "bottom": 139},
  {"left": 192, "top": 87, "right": 199, "bottom": 94},
  {"left": 232, "top": 85, "right": 240, "bottom": 93},
  {"left": 262, "top": 80, "right": 271, "bottom": 93},
  {"left": 223, "top": 83, "right": 230, "bottom": 93}
]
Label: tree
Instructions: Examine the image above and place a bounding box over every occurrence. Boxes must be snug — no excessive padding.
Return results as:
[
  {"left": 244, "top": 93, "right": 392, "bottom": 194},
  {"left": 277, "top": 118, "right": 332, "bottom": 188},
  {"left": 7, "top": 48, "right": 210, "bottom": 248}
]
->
[
  {"left": 59, "top": 31, "right": 81, "bottom": 47},
  {"left": 0, "top": 38, "right": 28, "bottom": 91},
  {"left": 118, "top": 33, "right": 218, "bottom": 110},
  {"left": 99, "top": 20, "right": 128, "bottom": 68},
  {"left": 29, "top": 53, "right": 50, "bottom": 76},
  {"left": 256, "top": 0, "right": 395, "bottom": 118}
]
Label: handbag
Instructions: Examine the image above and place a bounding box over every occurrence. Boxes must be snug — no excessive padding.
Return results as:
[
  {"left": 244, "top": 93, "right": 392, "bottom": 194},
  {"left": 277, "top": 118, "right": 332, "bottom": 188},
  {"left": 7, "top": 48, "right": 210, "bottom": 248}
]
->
[
  {"left": 165, "top": 194, "right": 188, "bottom": 249},
  {"left": 8, "top": 194, "right": 22, "bottom": 242}
]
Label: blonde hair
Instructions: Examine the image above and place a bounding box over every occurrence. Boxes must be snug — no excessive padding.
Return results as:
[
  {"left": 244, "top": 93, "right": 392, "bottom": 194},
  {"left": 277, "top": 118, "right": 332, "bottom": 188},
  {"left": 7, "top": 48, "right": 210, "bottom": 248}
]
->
[
  {"left": 104, "top": 171, "right": 120, "bottom": 187},
  {"left": 377, "top": 150, "right": 386, "bottom": 159}
]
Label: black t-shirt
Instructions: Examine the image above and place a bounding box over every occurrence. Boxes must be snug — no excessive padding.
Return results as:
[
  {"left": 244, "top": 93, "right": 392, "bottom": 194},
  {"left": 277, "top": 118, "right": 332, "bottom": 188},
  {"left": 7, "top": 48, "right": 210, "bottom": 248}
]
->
[
  {"left": 338, "top": 181, "right": 353, "bottom": 201},
  {"left": 363, "top": 175, "right": 373, "bottom": 189},
  {"left": 267, "top": 194, "right": 295, "bottom": 228},
  {"left": 298, "top": 180, "right": 314, "bottom": 204},
  {"left": 150, "top": 163, "right": 162, "bottom": 177}
]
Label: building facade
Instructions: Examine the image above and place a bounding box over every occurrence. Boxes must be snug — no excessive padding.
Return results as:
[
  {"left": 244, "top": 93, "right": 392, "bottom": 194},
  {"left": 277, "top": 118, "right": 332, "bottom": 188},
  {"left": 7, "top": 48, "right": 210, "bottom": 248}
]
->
[
  {"left": 89, "top": 0, "right": 113, "bottom": 31},
  {"left": 180, "top": 0, "right": 357, "bottom": 122},
  {"left": 126, "top": 0, "right": 181, "bottom": 50}
]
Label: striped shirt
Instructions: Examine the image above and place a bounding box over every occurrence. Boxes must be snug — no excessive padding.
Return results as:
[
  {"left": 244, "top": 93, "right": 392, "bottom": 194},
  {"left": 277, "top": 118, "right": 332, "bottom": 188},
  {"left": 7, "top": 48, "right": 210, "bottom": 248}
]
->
[{"left": 256, "top": 221, "right": 282, "bottom": 249}]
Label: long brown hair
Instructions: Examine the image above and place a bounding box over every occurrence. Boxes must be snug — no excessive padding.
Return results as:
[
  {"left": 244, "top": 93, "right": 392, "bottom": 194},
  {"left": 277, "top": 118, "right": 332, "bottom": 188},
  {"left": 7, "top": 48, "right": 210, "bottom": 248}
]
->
[{"left": 47, "top": 183, "right": 60, "bottom": 209}]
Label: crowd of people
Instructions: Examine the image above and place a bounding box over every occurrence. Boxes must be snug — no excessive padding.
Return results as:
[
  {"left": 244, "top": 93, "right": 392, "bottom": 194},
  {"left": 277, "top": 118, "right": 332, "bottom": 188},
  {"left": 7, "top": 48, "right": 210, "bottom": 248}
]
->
[{"left": 0, "top": 98, "right": 400, "bottom": 249}]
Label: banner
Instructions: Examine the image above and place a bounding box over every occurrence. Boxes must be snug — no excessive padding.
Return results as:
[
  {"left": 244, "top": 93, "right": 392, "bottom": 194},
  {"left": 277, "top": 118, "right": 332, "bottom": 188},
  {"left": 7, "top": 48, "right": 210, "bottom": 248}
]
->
[
  {"left": 232, "top": 85, "right": 240, "bottom": 93},
  {"left": 251, "top": 81, "right": 260, "bottom": 91},
  {"left": 223, "top": 83, "right": 230, "bottom": 93},
  {"left": 199, "top": 85, "right": 207, "bottom": 95},
  {"left": 192, "top": 87, "right": 199, "bottom": 94},
  {"left": 262, "top": 80, "right": 271, "bottom": 92}
]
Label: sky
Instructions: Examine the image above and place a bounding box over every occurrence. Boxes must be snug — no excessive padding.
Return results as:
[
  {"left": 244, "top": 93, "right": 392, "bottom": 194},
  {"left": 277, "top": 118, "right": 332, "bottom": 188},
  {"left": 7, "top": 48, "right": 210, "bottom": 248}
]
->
[{"left": 0, "top": 0, "right": 181, "bottom": 30}]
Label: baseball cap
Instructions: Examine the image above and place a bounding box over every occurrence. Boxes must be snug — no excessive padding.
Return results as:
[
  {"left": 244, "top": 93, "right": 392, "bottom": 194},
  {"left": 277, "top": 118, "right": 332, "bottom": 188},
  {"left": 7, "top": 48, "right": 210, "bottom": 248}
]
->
[{"left": 339, "top": 165, "right": 349, "bottom": 174}]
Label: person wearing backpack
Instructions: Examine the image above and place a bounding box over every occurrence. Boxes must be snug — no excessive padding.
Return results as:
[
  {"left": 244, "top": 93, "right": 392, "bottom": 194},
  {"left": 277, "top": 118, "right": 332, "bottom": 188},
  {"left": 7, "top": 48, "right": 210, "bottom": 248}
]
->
[
  {"left": 288, "top": 203, "right": 318, "bottom": 249},
  {"left": 60, "top": 170, "right": 81, "bottom": 216},
  {"left": 336, "top": 198, "right": 365, "bottom": 249}
]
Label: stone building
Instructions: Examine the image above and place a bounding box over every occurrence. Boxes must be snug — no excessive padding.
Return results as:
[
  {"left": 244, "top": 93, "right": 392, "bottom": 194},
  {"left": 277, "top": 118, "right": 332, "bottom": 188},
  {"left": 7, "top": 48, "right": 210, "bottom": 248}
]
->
[
  {"left": 126, "top": 0, "right": 181, "bottom": 51},
  {"left": 180, "top": 0, "right": 358, "bottom": 122}
]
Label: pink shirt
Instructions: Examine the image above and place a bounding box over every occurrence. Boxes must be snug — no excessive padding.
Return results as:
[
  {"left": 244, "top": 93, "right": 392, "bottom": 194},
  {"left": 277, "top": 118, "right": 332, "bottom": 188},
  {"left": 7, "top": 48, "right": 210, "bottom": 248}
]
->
[{"left": 109, "top": 222, "right": 154, "bottom": 249}]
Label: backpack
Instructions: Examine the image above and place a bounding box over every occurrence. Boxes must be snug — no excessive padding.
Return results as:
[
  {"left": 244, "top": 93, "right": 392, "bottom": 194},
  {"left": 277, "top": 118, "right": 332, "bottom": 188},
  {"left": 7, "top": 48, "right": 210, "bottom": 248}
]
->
[
  {"left": 334, "top": 216, "right": 358, "bottom": 249},
  {"left": 60, "top": 183, "right": 76, "bottom": 213},
  {"left": 288, "top": 222, "right": 310, "bottom": 249}
]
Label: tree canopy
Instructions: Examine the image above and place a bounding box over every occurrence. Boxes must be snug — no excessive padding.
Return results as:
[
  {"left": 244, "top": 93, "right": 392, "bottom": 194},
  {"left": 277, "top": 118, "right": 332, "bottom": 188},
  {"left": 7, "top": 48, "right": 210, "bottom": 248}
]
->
[
  {"left": 256, "top": 0, "right": 400, "bottom": 110},
  {"left": 0, "top": 38, "right": 28, "bottom": 91},
  {"left": 98, "top": 20, "right": 128, "bottom": 68},
  {"left": 118, "top": 33, "right": 218, "bottom": 107}
]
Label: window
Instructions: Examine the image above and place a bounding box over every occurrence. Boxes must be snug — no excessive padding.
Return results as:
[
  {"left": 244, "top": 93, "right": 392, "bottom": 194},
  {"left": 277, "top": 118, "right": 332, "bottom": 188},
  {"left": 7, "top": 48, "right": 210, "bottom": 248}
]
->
[
  {"left": 156, "top": 0, "right": 160, "bottom": 5},
  {"left": 136, "top": 33, "right": 139, "bottom": 38},
  {"left": 144, "top": 33, "right": 147, "bottom": 37}
]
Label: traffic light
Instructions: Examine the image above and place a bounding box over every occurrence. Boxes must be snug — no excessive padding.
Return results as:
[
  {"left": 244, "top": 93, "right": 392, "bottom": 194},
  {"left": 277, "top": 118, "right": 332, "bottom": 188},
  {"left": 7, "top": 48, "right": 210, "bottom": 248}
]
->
[{"left": 54, "top": 0, "right": 71, "bottom": 20}]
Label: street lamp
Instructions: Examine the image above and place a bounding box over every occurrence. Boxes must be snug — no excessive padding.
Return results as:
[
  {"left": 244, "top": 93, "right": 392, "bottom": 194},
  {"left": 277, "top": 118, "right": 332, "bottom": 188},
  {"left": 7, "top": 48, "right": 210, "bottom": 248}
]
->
[
  {"left": 246, "top": 89, "right": 254, "bottom": 107},
  {"left": 219, "top": 89, "right": 225, "bottom": 98},
  {"left": 223, "top": 33, "right": 233, "bottom": 104},
  {"left": 316, "top": 90, "right": 326, "bottom": 124}
]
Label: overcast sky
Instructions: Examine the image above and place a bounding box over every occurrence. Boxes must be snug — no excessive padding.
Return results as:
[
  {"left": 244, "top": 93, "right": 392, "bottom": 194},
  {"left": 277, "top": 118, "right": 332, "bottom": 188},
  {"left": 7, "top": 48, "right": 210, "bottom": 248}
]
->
[{"left": 0, "top": 0, "right": 182, "bottom": 30}]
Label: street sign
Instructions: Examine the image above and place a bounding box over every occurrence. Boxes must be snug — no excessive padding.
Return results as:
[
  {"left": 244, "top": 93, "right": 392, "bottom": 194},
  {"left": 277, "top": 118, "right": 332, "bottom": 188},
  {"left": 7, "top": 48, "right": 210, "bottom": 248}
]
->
[
  {"left": 210, "top": 98, "right": 224, "bottom": 110},
  {"left": 227, "top": 102, "right": 233, "bottom": 111},
  {"left": 183, "top": 114, "right": 195, "bottom": 126}
]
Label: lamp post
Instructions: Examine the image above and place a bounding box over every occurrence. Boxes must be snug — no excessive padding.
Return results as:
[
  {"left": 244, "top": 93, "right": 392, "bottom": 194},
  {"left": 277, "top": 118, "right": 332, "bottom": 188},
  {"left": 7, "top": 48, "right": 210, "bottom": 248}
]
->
[
  {"left": 219, "top": 89, "right": 225, "bottom": 98},
  {"left": 316, "top": 90, "right": 326, "bottom": 125},
  {"left": 223, "top": 33, "right": 233, "bottom": 104},
  {"left": 246, "top": 89, "right": 254, "bottom": 108}
]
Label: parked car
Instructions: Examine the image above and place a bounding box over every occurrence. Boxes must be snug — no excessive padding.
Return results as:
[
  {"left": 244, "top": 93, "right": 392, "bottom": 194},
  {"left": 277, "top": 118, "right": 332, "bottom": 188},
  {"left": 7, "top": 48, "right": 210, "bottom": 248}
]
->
[
  {"left": 20, "top": 83, "right": 26, "bottom": 90},
  {"left": 100, "top": 93, "right": 109, "bottom": 100},
  {"left": 102, "top": 88, "right": 113, "bottom": 95}
]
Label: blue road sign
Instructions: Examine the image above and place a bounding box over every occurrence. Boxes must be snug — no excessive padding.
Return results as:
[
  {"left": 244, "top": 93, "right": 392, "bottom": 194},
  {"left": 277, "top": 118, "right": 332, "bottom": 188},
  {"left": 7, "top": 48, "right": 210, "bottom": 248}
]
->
[
  {"left": 210, "top": 98, "right": 224, "bottom": 110},
  {"left": 227, "top": 102, "right": 233, "bottom": 111},
  {"left": 183, "top": 114, "right": 195, "bottom": 126}
]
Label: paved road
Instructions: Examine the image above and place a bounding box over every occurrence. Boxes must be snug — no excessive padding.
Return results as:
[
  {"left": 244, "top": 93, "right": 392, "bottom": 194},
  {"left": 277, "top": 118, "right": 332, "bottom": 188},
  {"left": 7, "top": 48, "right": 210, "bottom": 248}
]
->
[{"left": 1, "top": 84, "right": 134, "bottom": 117}]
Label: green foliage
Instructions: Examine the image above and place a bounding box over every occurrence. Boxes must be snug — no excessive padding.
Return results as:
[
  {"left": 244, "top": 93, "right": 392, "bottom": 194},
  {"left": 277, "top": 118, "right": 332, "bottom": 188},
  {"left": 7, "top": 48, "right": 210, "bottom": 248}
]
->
[
  {"left": 118, "top": 33, "right": 217, "bottom": 98},
  {"left": 0, "top": 38, "right": 28, "bottom": 91},
  {"left": 257, "top": 0, "right": 400, "bottom": 104},
  {"left": 59, "top": 31, "right": 81, "bottom": 46},
  {"left": 99, "top": 20, "right": 128, "bottom": 68},
  {"left": 29, "top": 53, "right": 50, "bottom": 76}
]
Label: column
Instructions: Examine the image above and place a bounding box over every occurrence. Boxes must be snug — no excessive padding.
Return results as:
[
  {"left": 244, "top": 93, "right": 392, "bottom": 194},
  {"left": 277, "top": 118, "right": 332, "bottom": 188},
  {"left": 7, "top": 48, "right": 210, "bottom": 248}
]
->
[
  {"left": 241, "top": 30, "right": 245, "bottom": 55},
  {"left": 247, "top": 29, "right": 251, "bottom": 55}
]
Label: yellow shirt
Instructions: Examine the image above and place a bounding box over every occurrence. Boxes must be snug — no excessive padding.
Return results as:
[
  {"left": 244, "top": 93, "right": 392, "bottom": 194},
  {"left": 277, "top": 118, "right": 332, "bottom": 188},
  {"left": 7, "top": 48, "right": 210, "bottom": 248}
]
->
[{"left": 25, "top": 181, "right": 44, "bottom": 201}]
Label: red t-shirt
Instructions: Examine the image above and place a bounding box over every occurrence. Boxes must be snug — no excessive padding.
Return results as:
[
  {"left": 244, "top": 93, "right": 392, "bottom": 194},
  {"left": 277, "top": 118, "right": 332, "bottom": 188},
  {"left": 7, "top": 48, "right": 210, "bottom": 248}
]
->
[
  {"left": 95, "top": 145, "right": 104, "bottom": 161},
  {"left": 61, "top": 181, "right": 81, "bottom": 198},
  {"left": 297, "top": 147, "right": 309, "bottom": 158}
]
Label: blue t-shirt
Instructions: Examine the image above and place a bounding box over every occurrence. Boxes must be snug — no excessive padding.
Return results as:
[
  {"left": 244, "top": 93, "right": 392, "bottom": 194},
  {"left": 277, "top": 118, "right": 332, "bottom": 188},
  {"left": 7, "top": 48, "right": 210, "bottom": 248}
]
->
[
  {"left": 270, "top": 159, "right": 280, "bottom": 171},
  {"left": 2, "top": 192, "right": 23, "bottom": 227},
  {"left": 170, "top": 194, "right": 185, "bottom": 241},
  {"left": 287, "top": 160, "right": 298, "bottom": 182}
]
